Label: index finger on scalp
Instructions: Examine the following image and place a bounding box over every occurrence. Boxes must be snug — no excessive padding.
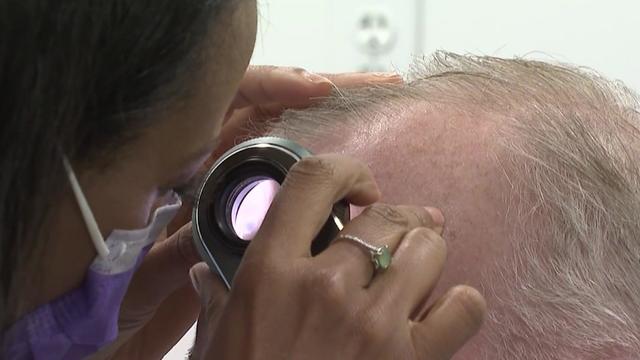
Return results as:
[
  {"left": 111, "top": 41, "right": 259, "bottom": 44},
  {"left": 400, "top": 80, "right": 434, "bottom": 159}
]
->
[
  {"left": 229, "top": 66, "right": 333, "bottom": 110},
  {"left": 246, "top": 154, "right": 381, "bottom": 260},
  {"left": 410, "top": 286, "right": 487, "bottom": 359}
]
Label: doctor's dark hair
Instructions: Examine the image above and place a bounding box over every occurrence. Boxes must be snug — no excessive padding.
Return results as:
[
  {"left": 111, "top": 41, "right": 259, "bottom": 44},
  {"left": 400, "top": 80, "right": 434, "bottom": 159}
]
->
[{"left": 0, "top": 0, "right": 238, "bottom": 330}]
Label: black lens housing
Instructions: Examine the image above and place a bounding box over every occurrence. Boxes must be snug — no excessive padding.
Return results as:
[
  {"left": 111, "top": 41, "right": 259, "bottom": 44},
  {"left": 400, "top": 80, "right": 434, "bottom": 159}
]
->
[{"left": 192, "top": 137, "right": 350, "bottom": 288}]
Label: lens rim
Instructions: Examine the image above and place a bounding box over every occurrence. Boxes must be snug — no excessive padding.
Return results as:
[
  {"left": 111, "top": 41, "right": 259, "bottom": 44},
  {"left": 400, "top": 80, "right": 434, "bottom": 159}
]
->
[{"left": 192, "top": 137, "right": 350, "bottom": 289}]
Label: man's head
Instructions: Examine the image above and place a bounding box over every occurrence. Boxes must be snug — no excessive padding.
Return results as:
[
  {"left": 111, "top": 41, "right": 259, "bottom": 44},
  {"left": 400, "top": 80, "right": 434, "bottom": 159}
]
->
[{"left": 265, "top": 52, "right": 640, "bottom": 359}]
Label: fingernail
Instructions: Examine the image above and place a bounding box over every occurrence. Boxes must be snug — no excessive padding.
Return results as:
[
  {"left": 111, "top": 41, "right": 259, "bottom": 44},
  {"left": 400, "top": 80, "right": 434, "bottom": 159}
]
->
[
  {"left": 371, "top": 71, "right": 400, "bottom": 77},
  {"left": 425, "top": 207, "right": 445, "bottom": 232},
  {"left": 189, "top": 267, "right": 201, "bottom": 296},
  {"left": 370, "top": 72, "right": 403, "bottom": 82},
  {"left": 190, "top": 265, "right": 213, "bottom": 302},
  {"left": 302, "top": 70, "right": 332, "bottom": 84},
  {"left": 349, "top": 205, "right": 366, "bottom": 220}
]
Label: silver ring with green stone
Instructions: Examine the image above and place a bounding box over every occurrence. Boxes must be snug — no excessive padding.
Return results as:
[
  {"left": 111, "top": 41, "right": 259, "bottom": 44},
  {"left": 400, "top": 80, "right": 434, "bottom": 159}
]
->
[{"left": 337, "top": 234, "right": 392, "bottom": 271}]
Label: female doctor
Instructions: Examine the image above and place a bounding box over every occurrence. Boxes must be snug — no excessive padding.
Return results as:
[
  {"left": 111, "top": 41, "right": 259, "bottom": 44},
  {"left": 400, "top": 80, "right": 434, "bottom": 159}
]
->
[{"left": 0, "top": 0, "right": 487, "bottom": 358}]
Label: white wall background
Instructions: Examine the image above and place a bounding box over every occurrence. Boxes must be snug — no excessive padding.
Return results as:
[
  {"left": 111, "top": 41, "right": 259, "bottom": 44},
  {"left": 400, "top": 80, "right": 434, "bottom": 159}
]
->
[
  {"left": 251, "top": 0, "right": 640, "bottom": 90},
  {"left": 420, "top": 0, "right": 640, "bottom": 91},
  {"left": 165, "top": 1, "right": 640, "bottom": 358},
  {"left": 252, "top": 0, "right": 422, "bottom": 73}
]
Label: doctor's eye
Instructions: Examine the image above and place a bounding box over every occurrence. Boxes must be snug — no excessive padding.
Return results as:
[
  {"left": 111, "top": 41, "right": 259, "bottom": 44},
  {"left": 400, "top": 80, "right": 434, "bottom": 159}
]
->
[
  {"left": 170, "top": 170, "right": 207, "bottom": 201},
  {"left": 172, "top": 182, "right": 196, "bottom": 200}
]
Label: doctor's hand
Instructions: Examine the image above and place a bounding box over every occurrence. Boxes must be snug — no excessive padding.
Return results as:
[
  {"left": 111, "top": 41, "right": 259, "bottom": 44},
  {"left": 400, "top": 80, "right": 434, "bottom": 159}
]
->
[
  {"left": 86, "top": 224, "right": 203, "bottom": 360},
  {"left": 169, "top": 66, "right": 403, "bottom": 234},
  {"left": 87, "top": 68, "right": 413, "bottom": 360},
  {"left": 189, "top": 155, "right": 487, "bottom": 359},
  {"left": 212, "top": 65, "right": 403, "bottom": 160}
]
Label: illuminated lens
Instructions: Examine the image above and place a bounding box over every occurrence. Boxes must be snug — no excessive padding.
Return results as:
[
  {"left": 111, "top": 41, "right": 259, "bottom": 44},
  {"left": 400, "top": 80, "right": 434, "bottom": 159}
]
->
[{"left": 230, "top": 178, "right": 280, "bottom": 241}]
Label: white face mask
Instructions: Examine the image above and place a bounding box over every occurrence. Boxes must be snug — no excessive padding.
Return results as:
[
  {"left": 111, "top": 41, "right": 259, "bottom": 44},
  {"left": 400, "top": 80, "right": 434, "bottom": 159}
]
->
[{"left": 2, "top": 158, "right": 182, "bottom": 360}]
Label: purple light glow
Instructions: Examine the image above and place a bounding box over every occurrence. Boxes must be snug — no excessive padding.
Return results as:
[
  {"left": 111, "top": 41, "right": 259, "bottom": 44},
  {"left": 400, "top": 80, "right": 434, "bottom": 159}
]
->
[{"left": 231, "top": 179, "right": 280, "bottom": 240}]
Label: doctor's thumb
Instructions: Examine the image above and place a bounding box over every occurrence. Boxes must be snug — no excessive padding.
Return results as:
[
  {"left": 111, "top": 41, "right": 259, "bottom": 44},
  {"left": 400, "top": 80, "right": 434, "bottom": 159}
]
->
[
  {"left": 189, "top": 263, "right": 229, "bottom": 359},
  {"left": 190, "top": 262, "right": 229, "bottom": 312}
]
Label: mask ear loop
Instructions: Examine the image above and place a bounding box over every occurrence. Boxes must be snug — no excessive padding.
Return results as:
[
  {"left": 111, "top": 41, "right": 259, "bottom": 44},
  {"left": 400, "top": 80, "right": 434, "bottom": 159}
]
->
[{"left": 62, "top": 157, "right": 110, "bottom": 258}]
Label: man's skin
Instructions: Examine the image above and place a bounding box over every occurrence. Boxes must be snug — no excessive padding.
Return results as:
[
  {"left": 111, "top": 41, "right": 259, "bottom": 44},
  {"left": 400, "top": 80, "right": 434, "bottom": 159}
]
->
[{"left": 293, "top": 104, "right": 520, "bottom": 357}]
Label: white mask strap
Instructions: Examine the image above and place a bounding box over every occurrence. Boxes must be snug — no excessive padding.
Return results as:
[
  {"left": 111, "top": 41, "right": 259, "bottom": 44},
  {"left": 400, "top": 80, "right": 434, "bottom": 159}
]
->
[{"left": 62, "top": 157, "right": 110, "bottom": 258}]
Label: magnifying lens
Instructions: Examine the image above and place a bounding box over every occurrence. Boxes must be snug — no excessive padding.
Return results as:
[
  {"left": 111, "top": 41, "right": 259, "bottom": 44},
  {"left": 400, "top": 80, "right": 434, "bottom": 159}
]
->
[{"left": 192, "top": 137, "right": 350, "bottom": 288}]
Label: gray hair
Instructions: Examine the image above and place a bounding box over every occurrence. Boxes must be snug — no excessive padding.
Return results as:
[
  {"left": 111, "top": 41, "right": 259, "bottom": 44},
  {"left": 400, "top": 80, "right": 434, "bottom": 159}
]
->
[{"left": 265, "top": 52, "right": 640, "bottom": 359}]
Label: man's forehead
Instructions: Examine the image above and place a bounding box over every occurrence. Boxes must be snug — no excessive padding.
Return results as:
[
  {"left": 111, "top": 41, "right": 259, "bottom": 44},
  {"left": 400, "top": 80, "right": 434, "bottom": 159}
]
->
[
  {"left": 308, "top": 103, "right": 501, "bottom": 167},
  {"left": 304, "top": 102, "right": 510, "bottom": 231}
]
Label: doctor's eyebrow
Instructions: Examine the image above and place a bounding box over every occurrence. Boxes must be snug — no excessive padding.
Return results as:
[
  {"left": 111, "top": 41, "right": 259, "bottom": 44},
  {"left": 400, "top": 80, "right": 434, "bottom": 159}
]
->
[{"left": 184, "top": 137, "right": 220, "bottom": 164}]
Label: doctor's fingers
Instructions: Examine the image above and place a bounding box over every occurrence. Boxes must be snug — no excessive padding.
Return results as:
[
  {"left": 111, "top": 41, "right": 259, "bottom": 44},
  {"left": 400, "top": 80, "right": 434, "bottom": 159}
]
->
[
  {"left": 320, "top": 71, "right": 404, "bottom": 88},
  {"left": 228, "top": 66, "right": 404, "bottom": 112},
  {"left": 247, "top": 154, "right": 380, "bottom": 260},
  {"left": 228, "top": 65, "right": 332, "bottom": 111},
  {"left": 125, "top": 223, "right": 201, "bottom": 311},
  {"left": 411, "top": 285, "right": 486, "bottom": 359},
  {"left": 189, "top": 262, "right": 230, "bottom": 359}
]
